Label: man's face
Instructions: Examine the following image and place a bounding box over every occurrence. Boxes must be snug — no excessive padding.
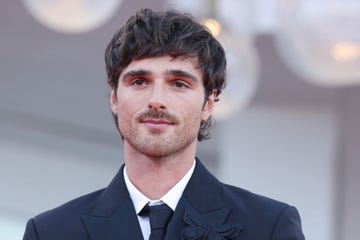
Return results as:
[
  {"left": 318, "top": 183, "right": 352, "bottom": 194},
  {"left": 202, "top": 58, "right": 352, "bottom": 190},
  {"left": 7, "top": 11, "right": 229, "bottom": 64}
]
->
[{"left": 110, "top": 55, "right": 215, "bottom": 158}]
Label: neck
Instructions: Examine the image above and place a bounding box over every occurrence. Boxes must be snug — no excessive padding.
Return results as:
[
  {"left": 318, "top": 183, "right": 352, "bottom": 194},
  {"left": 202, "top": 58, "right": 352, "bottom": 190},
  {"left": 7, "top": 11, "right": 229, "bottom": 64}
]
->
[{"left": 123, "top": 140, "right": 197, "bottom": 200}]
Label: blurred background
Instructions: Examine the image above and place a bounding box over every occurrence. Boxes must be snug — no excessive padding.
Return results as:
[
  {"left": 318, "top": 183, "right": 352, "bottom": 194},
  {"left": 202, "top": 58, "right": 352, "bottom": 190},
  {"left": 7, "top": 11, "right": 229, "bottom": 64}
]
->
[{"left": 1, "top": 0, "right": 359, "bottom": 239}]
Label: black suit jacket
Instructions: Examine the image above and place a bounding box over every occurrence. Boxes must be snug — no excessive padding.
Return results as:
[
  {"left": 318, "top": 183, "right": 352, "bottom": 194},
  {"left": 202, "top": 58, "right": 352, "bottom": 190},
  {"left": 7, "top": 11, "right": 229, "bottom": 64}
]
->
[{"left": 23, "top": 160, "right": 305, "bottom": 240}]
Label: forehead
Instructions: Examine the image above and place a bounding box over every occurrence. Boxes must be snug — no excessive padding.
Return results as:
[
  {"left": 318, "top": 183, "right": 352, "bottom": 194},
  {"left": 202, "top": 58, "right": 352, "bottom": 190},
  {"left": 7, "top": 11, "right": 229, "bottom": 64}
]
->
[{"left": 120, "top": 55, "right": 202, "bottom": 78}]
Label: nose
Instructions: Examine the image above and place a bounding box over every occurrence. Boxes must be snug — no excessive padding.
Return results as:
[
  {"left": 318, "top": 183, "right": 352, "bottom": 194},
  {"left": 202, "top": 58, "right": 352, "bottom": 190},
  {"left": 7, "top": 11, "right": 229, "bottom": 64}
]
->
[{"left": 148, "top": 83, "right": 167, "bottom": 112}]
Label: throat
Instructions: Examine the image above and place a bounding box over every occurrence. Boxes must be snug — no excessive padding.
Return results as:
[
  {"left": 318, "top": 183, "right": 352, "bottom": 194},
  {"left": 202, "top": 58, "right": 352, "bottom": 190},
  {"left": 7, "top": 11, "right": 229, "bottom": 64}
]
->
[{"left": 125, "top": 157, "right": 195, "bottom": 200}]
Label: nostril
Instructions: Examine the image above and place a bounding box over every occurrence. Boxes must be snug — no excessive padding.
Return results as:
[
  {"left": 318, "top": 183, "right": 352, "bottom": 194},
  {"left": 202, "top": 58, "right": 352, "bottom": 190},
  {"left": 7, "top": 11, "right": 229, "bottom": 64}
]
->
[
  {"left": 148, "top": 102, "right": 166, "bottom": 111},
  {"left": 148, "top": 104, "right": 157, "bottom": 112}
]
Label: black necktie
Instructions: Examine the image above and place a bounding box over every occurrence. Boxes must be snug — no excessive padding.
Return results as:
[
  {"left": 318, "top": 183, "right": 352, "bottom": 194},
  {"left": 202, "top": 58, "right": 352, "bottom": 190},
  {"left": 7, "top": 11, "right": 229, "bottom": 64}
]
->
[{"left": 140, "top": 204, "right": 173, "bottom": 240}]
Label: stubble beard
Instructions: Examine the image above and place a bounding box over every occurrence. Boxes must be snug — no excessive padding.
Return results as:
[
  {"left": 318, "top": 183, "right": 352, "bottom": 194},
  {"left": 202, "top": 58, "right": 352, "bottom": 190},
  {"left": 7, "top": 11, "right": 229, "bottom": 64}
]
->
[
  {"left": 123, "top": 124, "right": 199, "bottom": 158},
  {"left": 120, "top": 112, "right": 201, "bottom": 159}
]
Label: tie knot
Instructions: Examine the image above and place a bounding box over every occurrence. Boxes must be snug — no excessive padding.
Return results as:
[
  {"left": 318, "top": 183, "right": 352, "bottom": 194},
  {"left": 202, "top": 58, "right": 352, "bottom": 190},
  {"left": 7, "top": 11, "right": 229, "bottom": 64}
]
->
[
  {"left": 149, "top": 204, "right": 173, "bottom": 231},
  {"left": 140, "top": 203, "right": 173, "bottom": 240}
]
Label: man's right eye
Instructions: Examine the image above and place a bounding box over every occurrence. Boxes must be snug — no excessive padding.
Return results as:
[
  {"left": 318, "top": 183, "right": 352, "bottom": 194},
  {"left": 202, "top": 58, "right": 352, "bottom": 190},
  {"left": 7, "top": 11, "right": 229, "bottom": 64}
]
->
[{"left": 130, "top": 78, "right": 147, "bottom": 86}]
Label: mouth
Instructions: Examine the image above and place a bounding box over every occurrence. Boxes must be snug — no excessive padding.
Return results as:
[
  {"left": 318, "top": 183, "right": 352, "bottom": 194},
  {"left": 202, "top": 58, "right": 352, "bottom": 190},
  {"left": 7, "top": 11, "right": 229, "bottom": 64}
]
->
[{"left": 141, "top": 118, "right": 174, "bottom": 131}]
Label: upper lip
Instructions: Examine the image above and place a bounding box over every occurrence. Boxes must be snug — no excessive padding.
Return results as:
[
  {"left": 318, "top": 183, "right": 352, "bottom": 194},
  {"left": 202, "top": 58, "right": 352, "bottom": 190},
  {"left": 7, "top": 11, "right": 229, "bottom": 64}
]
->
[{"left": 141, "top": 118, "right": 173, "bottom": 124}]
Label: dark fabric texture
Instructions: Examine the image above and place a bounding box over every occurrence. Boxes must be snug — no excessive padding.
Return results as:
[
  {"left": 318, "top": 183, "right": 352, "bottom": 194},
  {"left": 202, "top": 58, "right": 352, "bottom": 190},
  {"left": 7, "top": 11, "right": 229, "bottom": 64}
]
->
[
  {"left": 22, "top": 159, "right": 306, "bottom": 240},
  {"left": 140, "top": 204, "right": 173, "bottom": 240}
]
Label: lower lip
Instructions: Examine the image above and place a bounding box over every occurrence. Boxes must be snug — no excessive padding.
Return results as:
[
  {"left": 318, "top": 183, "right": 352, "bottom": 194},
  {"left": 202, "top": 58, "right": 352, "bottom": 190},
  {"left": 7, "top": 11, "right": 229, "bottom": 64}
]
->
[{"left": 143, "top": 122, "right": 172, "bottom": 131}]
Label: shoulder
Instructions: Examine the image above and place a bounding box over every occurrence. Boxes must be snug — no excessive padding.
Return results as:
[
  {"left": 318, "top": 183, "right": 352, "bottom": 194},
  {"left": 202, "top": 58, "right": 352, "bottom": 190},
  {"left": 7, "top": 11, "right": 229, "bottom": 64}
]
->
[
  {"left": 192, "top": 160, "right": 297, "bottom": 219},
  {"left": 221, "top": 182, "right": 295, "bottom": 218},
  {"left": 220, "top": 183, "right": 304, "bottom": 239},
  {"left": 221, "top": 183, "right": 288, "bottom": 210},
  {"left": 35, "top": 188, "right": 104, "bottom": 221},
  {"left": 27, "top": 188, "right": 104, "bottom": 239}
]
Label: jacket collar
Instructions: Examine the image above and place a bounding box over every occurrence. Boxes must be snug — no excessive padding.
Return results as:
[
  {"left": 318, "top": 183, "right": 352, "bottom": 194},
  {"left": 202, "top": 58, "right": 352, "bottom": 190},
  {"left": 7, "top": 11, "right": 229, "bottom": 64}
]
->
[
  {"left": 82, "top": 159, "right": 244, "bottom": 240},
  {"left": 82, "top": 166, "right": 143, "bottom": 240},
  {"left": 166, "top": 159, "right": 244, "bottom": 239}
]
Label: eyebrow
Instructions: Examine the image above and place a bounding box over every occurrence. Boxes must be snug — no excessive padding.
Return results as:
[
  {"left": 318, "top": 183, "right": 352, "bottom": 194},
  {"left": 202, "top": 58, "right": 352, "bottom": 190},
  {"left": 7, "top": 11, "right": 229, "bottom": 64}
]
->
[
  {"left": 165, "top": 70, "right": 198, "bottom": 82},
  {"left": 121, "top": 70, "right": 151, "bottom": 81},
  {"left": 121, "top": 69, "right": 198, "bottom": 82}
]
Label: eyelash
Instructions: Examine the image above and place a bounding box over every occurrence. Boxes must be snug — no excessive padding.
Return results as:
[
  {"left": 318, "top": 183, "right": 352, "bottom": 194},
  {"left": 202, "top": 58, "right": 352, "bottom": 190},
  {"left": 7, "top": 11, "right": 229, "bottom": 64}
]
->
[
  {"left": 128, "top": 78, "right": 190, "bottom": 89},
  {"left": 172, "top": 80, "right": 190, "bottom": 89},
  {"left": 130, "top": 78, "right": 147, "bottom": 86}
]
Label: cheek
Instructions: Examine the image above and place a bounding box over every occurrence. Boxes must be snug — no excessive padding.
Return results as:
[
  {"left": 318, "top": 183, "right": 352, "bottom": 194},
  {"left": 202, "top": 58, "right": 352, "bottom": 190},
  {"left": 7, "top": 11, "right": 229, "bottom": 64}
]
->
[
  {"left": 182, "top": 103, "right": 204, "bottom": 123},
  {"left": 183, "top": 100, "right": 203, "bottom": 120},
  {"left": 117, "top": 93, "right": 149, "bottom": 124},
  {"left": 116, "top": 98, "right": 136, "bottom": 121}
]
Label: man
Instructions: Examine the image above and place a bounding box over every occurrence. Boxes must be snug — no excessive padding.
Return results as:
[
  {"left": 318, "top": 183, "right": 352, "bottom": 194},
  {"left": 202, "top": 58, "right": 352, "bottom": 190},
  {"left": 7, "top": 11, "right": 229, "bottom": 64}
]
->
[{"left": 23, "top": 9, "right": 305, "bottom": 240}]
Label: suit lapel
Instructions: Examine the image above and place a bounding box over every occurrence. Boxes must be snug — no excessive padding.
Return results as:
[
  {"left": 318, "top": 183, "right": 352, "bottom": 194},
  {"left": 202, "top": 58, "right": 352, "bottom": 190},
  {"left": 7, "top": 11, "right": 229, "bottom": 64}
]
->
[
  {"left": 82, "top": 166, "right": 143, "bottom": 240},
  {"left": 81, "top": 160, "right": 244, "bottom": 240},
  {"left": 166, "top": 159, "right": 245, "bottom": 239}
]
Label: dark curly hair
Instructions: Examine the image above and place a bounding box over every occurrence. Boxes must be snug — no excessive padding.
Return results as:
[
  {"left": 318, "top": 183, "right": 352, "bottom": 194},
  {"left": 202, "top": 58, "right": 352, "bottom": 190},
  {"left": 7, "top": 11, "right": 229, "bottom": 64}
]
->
[{"left": 105, "top": 9, "right": 226, "bottom": 141}]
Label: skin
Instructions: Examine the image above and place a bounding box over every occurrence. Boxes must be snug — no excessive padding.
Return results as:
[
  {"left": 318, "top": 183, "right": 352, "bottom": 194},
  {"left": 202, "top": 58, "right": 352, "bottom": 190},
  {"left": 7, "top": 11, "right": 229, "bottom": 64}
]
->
[{"left": 110, "top": 55, "right": 216, "bottom": 199}]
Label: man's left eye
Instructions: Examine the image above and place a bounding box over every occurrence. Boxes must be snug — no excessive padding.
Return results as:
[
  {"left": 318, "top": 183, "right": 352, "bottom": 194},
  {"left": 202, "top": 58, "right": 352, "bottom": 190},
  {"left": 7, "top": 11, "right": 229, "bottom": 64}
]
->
[{"left": 173, "top": 81, "right": 189, "bottom": 88}]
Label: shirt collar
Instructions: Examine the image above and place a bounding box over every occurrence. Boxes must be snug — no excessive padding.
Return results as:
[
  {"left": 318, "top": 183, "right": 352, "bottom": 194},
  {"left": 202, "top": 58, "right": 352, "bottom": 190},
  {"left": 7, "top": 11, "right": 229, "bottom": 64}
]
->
[{"left": 124, "top": 160, "right": 196, "bottom": 214}]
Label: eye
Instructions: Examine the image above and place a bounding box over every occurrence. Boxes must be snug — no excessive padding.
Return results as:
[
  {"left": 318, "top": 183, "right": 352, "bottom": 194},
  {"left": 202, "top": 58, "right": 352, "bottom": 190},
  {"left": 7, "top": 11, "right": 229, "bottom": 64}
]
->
[
  {"left": 130, "top": 78, "right": 148, "bottom": 87},
  {"left": 172, "top": 80, "right": 189, "bottom": 89}
]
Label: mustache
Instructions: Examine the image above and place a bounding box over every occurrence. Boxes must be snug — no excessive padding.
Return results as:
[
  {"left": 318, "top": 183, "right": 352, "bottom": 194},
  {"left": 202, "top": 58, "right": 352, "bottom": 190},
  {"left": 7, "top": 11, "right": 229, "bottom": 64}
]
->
[{"left": 135, "top": 109, "right": 180, "bottom": 124}]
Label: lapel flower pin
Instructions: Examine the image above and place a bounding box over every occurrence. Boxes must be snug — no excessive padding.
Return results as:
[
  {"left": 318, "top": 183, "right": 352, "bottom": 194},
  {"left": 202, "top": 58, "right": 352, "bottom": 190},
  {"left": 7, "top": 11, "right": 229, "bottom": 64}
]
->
[{"left": 181, "top": 209, "right": 242, "bottom": 240}]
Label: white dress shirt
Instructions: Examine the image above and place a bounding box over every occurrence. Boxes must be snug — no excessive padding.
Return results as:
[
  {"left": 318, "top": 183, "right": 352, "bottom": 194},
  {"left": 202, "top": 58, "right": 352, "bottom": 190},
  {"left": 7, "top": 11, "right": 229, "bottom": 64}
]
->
[{"left": 124, "top": 160, "right": 196, "bottom": 240}]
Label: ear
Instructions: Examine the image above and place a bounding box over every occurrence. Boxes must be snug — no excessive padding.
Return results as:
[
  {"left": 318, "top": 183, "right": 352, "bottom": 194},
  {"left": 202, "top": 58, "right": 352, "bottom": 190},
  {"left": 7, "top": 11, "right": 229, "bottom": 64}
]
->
[
  {"left": 201, "top": 90, "right": 217, "bottom": 122},
  {"left": 109, "top": 85, "right": 118, "bottom": 115}
]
